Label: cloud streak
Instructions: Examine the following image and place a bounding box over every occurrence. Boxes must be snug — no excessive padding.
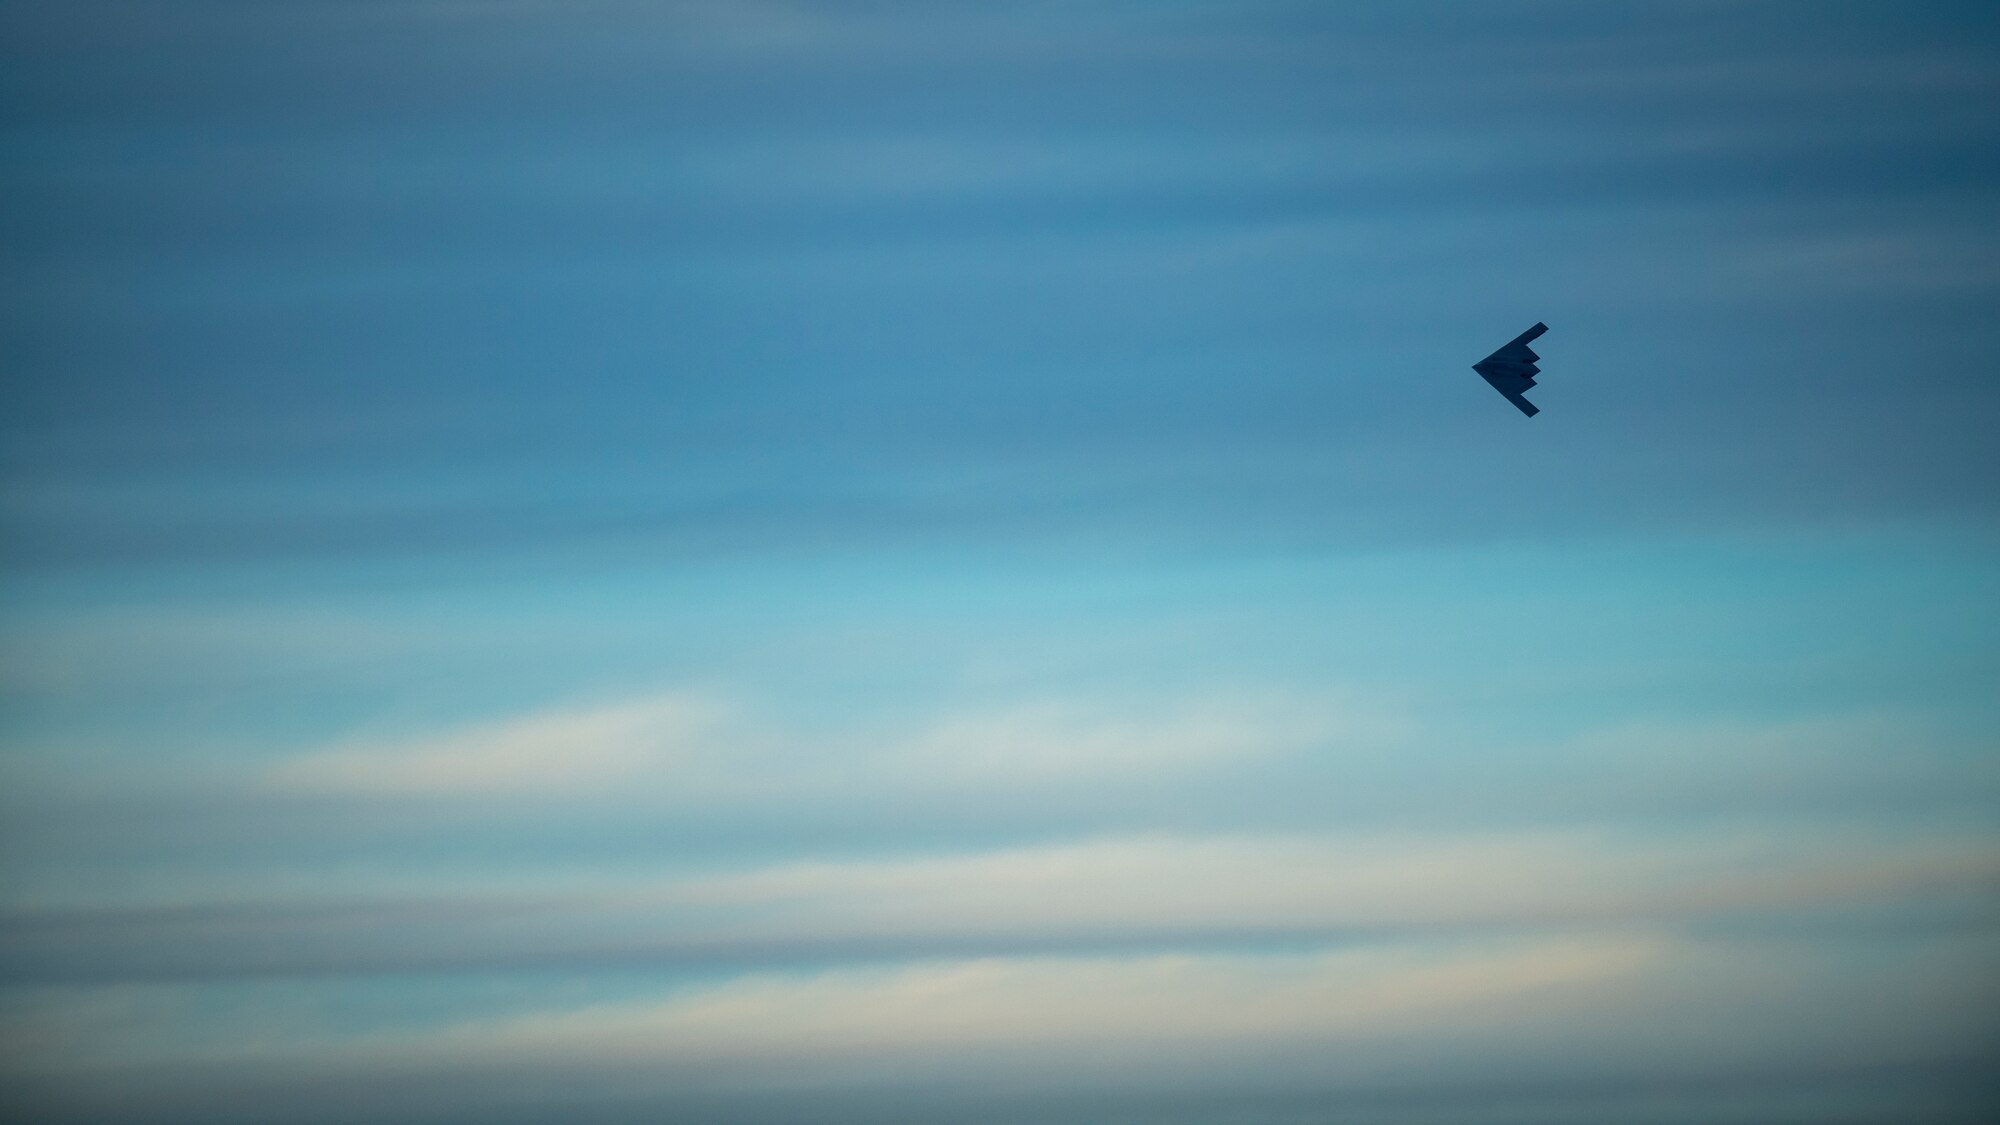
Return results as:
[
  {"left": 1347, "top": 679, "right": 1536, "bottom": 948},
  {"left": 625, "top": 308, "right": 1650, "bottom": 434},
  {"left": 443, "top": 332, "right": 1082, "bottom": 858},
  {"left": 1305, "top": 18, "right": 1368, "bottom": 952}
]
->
[
  {"left": 266, "top": 693, "right": 730, "bottom": 796},
  {"left": 6, "top": 824, "right": 1992, "bottom": 983},
  {"left": 263, "top": 688, "right": 1379, "bottom": 798},
  {"left": 7, "top": 925, "right": 1995, "bottom": 1125}
]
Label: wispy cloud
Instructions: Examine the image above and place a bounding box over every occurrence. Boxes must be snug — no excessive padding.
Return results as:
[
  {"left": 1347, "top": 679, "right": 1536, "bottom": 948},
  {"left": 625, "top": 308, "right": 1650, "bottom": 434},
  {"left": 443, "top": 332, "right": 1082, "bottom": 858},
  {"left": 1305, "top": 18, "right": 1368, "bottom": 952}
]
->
[
  {"left": 265, "top": 692, "right": 730, "bottom": 795},
  {"left": 263, "top": 688, "right": 1380, "bottom": 798},
  {"left": 11, "top": 925, "right": 1995, "bottom": 1123},
  {"left": 7, "top": 824, "right": 1992, "bottom": 983},
  {"left": 890, "top": 692, "right": 1381, "bottom": 784},
  {"left": 419, "top": 937, "right": 1667, "bottom": 1065}
]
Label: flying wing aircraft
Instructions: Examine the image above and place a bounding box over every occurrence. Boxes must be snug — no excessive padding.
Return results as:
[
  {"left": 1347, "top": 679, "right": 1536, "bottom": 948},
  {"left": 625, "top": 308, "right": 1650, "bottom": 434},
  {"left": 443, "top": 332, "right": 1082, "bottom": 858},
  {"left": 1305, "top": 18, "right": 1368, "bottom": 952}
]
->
[{"left": 1473, "top": 322, "right": 1548, "bottom": 417}]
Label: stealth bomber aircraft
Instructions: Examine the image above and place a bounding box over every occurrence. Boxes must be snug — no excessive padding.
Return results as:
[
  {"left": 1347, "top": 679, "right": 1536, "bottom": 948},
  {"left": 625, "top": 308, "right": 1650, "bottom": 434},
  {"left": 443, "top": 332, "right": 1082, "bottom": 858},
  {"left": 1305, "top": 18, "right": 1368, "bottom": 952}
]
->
[{"left": 1473, "top": 322, "right": 1548, "bottom": 417}]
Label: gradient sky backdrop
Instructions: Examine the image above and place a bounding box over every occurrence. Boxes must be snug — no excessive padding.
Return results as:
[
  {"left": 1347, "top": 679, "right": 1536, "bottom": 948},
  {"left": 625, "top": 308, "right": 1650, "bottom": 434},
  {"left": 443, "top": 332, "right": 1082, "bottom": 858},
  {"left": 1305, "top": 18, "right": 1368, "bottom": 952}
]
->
[{"left": 3, "top": 2, "right": 1998, "bottom": 1122}]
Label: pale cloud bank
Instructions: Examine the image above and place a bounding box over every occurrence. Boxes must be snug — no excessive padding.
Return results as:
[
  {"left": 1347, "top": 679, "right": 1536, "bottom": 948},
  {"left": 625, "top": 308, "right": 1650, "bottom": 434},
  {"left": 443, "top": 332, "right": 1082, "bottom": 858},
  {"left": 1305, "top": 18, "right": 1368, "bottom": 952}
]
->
[
  {"left": 263, "top": 687, "right": 1381, "bottom": 797},
  {"left": 265, "top": 693, "right": 731, "bottom": 795},
  {"left": 7, "top": 824, "right": 1992, "bottom": 984},
  {"left": 415, "top": 936, "right": 1666, "bottom": 1068},
  {"left": 896, "top": 692, "right": 1372, "bottom": 783},
  {"left": 247, "top": 685, "right": 1995, "bottom": 828},
  {"left": 0, "top": 935, "right": 1666, "bottom": 1080},
  {"left": 13, "top": 925, "right": 1993, "bottom": 1123},
  {"left": 665, "top": 826, "right": 2000, "bottom": 939}
]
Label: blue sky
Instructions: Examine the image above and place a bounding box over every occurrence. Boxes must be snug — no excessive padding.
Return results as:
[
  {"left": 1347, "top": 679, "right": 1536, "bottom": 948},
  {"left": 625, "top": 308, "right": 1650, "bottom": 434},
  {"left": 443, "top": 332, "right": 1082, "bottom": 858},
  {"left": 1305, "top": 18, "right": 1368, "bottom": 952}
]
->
[{"left": 3, "top": 2, "right": 1998, "bottom": 1122}]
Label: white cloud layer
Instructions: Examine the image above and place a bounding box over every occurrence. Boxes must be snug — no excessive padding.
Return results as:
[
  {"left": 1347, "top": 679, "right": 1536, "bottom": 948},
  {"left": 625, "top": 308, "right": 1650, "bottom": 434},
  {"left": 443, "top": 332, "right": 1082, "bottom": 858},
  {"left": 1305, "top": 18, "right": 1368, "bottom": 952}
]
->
[
  {"left": 7, "top": 823, "right": 1992, "bottom": 985},
  {"left": 414, "top": 936, "right": 1667, "bottom": 1068},
  {"left": 263, "top": 687, "right": 1386, "bottom": 797},
  {"left": 265, "top": 693, "right": 732, "bottom": 795}
]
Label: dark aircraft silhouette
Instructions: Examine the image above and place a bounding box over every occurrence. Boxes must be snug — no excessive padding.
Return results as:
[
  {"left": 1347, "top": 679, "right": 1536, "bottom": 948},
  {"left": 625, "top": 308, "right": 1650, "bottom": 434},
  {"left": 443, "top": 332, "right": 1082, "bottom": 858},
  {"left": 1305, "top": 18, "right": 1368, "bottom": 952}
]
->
[{"left": 1473, "top": 322, "right": 1548, "bottom": 417}]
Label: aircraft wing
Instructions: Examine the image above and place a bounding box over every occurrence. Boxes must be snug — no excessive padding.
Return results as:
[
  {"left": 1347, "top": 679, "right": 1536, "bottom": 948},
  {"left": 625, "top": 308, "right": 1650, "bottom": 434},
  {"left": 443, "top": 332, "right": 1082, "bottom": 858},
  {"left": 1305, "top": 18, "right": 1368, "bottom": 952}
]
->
[{"left": 1472, "top": 322, "right": 1547, "bottom": 417}]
